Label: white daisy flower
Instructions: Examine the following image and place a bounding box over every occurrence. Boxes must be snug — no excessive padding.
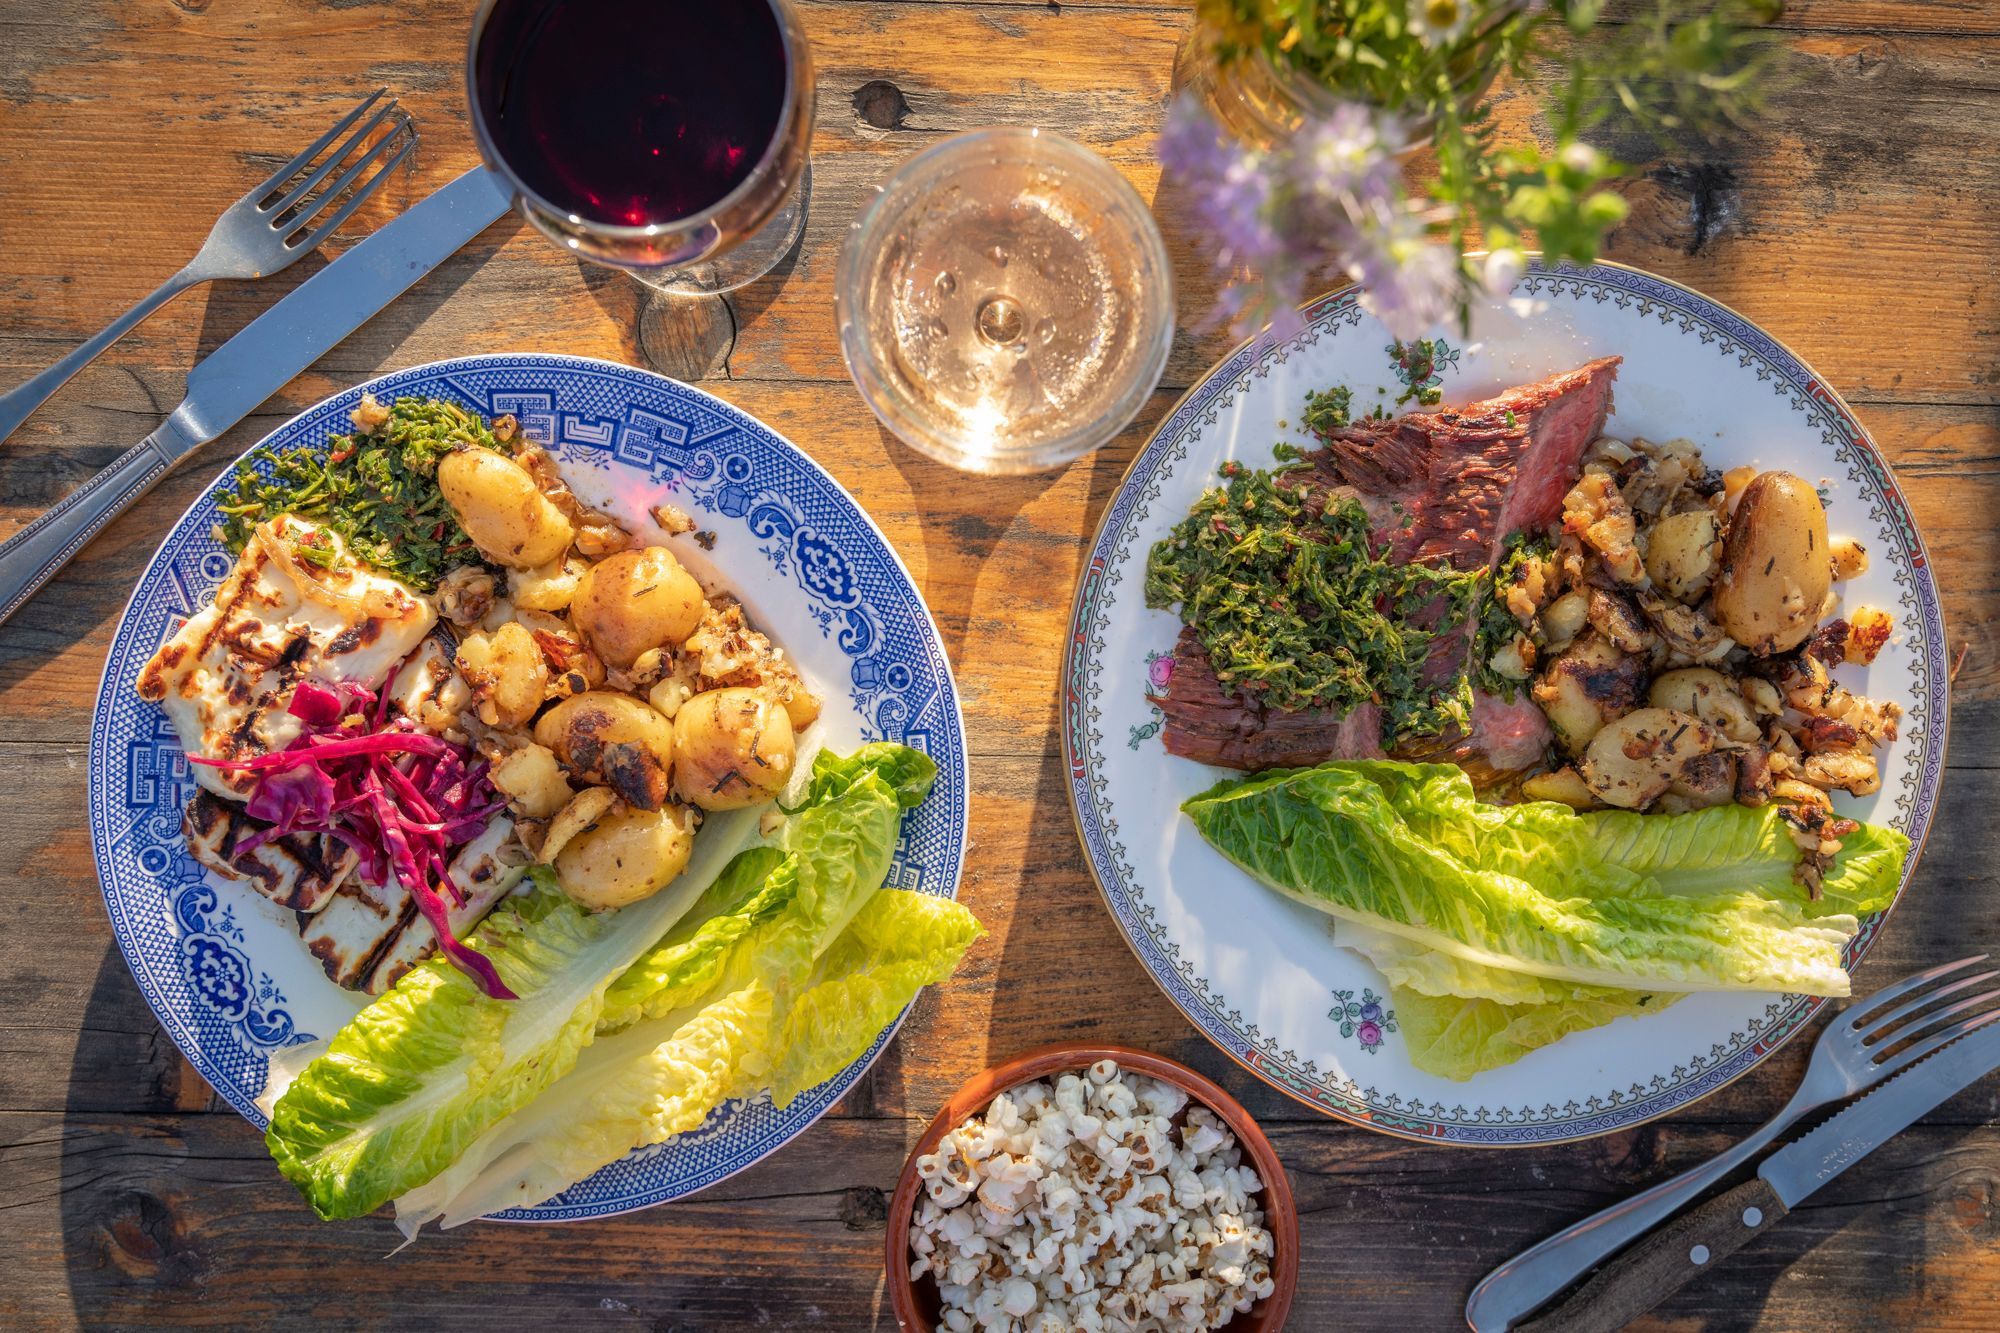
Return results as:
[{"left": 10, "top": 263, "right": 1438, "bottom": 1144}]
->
[{"left": 1410, "top": 0, "right": 1471, "bottom": 48}]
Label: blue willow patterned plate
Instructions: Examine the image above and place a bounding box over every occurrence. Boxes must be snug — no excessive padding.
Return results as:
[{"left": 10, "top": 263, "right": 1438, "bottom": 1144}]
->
[
  {"left": 1062, "top": 261, "right": 1948, "bottom": 1145},
  {"left": 89, "top": 354, "right": 968, "bottom": 1219}
]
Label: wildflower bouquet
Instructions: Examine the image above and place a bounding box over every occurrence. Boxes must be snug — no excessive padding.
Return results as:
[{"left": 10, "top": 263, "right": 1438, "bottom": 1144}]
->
[{"left": 1162, "top": 0, "right": 1783, "bottom": 337}]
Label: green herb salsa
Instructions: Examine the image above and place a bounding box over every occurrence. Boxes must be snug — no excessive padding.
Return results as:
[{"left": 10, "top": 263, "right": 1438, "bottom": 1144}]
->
[
  {"left": 214, "top": 397, "right": 507, "bottom": 592},
  {"left": 1144, "top": 445, "right": 1488, "bottom": 740}
]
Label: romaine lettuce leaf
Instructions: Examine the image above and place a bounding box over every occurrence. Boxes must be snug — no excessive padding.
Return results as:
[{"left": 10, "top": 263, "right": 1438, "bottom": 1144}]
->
[
  {"left": 1334, "top": 919, "right": 1647, "bottom": 1007},
  {"left": 265, "top": 804, "right": 759, "bottom": 1221},
  {"left": 1585, "top": 804, "right": 1908, "bottom": 917},
  {"left": 769, "top": 889, "right": 987, "bottom": 1105},
  {"left": 1393, "top": 985, "right": 1679, "bottom": 1081},
  {"left": 394, "top": 778, "right": 979, "bottom": 1234},
  {"left": 784, "top": 741, "right": 936, "bottom": 812},
  {"left": 1182, "top": 761, "right": 1863, "bottom": 996}
]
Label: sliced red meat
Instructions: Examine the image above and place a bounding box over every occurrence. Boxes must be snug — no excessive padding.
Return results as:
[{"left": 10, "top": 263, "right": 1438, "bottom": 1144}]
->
[
  {"left": 1154, "top": 629, "right": 1382, "bottom": 771},
  {"left": 1155, "top": 358, "right": 1620, "bottom": 777}
]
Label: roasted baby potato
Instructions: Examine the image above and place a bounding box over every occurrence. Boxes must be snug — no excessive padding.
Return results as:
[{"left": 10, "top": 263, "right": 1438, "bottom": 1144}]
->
[
  {"left": 438, "top": 448, "right": 575, "bottom": 569},
  {"left": 1713, "top": 471, "right": 1830, "bottom": 655},
  {"left": 490, "top": 742, "right": 575, "bottom": 819},
  {"left": 509, "top": 555, "right": 589, "bottom": 613},
  {"left": 671, "top": 686, "right": 796, "bottom": 810},
  {"left": 1580, "top": 707, "right": 1718, "bottom": 810},
  {"left": 1521, "top": 766, "right": 1596, "bottom": 810},
  {"left": 553, "top": 800, "right": 697, "bottom": 911},
  {"left": 1647, "top": 667, "right": 1760, "bottom": 744},
  {"left": 533, "top": 689, "right": 677, "bottom": 810},
  {"left": 1532, "top": 634, "right": 1648, "bottom": 756},
  {"left": 453, "top": 621, "right": 549, "bottom": 729},
  {"left": 571, "top": 547, "right": 707, "bottom": 669},
  {"left": 1643, "top": 509, "right": 1721, "bottom": 601}
]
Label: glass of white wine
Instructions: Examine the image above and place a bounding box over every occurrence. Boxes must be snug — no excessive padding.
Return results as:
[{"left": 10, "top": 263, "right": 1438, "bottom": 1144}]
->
[{"left": 836, "top": 129, "right": 1174, "bottom": 474}]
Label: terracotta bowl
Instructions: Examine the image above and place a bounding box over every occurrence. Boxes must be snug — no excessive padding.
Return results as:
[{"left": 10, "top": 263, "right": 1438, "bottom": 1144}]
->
[{"left": 885, "top": 1044, "right": 1299, "bottom": 1332}]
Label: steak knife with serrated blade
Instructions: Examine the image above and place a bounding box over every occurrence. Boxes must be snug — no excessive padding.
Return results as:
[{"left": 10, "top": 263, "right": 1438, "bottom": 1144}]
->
[
  {"left": 0, "top": 165, "right": 514, "bottom": 625},
  {"left": 1512, "top": 1019, "right": 2000, "bottom": 1333}
]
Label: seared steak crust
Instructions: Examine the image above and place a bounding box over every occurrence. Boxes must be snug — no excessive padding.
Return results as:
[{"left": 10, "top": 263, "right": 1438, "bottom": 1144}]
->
[{"left": 1157, "top": 358, "right": 1621, "bottom": 773}]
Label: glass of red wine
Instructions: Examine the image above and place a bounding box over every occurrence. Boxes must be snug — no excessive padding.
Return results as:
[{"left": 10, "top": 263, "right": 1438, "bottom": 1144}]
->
[{"left": 467, "top": 0, "right": 814, "bottom": 296}]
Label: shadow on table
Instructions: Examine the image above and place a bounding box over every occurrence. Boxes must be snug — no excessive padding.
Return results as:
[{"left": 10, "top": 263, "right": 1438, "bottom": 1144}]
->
[
  {"left": 58, "top": 943, "right": 244, "bottom": 1327},
  {"left": 575, "top": 211, "right": 810, "bottom": 384}
]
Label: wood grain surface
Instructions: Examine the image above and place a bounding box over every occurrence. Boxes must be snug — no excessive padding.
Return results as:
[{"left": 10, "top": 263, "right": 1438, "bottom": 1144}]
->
[{"left": 2, "top": 1, "right": 1995, "bottom": 1330}]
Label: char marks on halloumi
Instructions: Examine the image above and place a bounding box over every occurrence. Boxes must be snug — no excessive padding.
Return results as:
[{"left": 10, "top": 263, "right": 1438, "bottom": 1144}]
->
[
  {"left": 182, "top": 790, "right": 358, "bottom": 914},
  {"left": 137, "top": 518, "right": 436, "bottom": 801}
]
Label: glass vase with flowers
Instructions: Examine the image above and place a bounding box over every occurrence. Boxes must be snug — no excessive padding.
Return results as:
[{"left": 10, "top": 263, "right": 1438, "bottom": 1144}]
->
[{"left": 1162, "top": 0, "right": 1784, "bottom": 338}]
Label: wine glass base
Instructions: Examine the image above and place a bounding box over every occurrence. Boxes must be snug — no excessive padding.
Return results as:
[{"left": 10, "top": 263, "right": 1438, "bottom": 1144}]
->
[{"left": 632, "top": 163, "right": 812, "bottom": 298}]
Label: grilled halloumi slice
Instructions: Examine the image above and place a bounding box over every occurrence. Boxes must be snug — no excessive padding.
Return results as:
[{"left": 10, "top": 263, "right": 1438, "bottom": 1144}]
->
[
  {"left": 137, "top": 517, "right": 436, "bottom": 801},
  {"left": 294, "top": 817, "right": 527, "bottom": 993},
  {"left": 297, "top": 875, "right": 408, "bottom": 990},
  {"left": 182, "top": 790, "right": 357, "bottom": 914},
  {"left": 365, "top": 817, "right": 527, "bottom": 994}
]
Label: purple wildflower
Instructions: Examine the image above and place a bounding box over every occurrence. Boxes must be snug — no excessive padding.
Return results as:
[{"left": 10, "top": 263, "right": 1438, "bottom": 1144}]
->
[{"left": 1158, "top": 94, "right": 1462, "bottom": 342}]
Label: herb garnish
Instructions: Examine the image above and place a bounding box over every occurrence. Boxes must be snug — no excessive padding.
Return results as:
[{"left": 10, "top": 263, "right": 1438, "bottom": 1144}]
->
[
  {"left": 1473, "top": 534, "right": 1555, "bottom": 702},
  {"left": 1301, "top": 385, "right": 1354, "bottom": 438},
  {"left": 215, "top": 397, "right": 507, "bottom": 591},
  {"left": 1145, "top": 452, "right": 1485, "bottom": 738}
]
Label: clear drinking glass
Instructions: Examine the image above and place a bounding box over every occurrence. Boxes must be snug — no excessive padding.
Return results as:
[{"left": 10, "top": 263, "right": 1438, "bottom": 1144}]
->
[
  {"left": 466, "top": 0, "right": 815, "bottom": 296},
  {"left": 836, "top": 129, "right": 1174, "bottom": 473}
]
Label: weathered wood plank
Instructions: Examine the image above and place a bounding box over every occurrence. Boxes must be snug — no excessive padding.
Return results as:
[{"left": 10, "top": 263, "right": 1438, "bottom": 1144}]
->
[
  {"left": 0, "top": 9, "right": 1995, "bottom": 409},
  {"left": 3, "top": 1110, "right": 1996, "bottom": 1331}
]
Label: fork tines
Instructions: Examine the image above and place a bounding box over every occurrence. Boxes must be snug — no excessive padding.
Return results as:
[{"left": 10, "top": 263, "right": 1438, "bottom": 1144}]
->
[
  {"left": 1847, "top": 953, "right": 2000, "bottom": 1075},
  {"left": 254, "top": 89, "right": 419, "bottom": 251}
]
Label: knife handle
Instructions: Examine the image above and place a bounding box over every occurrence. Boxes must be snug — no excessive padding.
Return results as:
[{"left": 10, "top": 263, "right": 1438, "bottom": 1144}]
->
[
  {"left": 0, "top": 430, "right": 175, "bottom": 625},
  {"left": 1513, "top": 1179, "right": 1788, "bottom": 1333}
]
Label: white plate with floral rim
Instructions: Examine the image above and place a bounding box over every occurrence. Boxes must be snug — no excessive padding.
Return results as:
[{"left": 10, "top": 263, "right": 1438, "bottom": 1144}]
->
[
  {"left": 89, "top": 354, "right": 968, "bottom": 1217},
  {"left": 1060, "top": 261, "right": 1947, "bottom": 1145}
]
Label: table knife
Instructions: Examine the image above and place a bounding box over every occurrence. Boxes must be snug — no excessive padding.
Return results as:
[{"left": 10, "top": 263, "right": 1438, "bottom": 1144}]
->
[
  {"left": 0, "top": 164, "right": 514, "bottom": 626},
  {"left": 1511, "top": 1019, "right": 2000, "bottom": 1333}
]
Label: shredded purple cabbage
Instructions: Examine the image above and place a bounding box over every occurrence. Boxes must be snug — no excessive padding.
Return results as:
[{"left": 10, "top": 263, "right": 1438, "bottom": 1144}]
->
[{"left": 196, "top": 663, "right": 515, "bottom": 999}]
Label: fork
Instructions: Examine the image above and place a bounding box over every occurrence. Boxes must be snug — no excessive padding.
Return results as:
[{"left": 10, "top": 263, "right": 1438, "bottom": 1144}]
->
[
  {"left": 1464, "top": 954, "right": 2000, "bottom": 1331},
  {"left": 0, "top": 89, "right": 417, "bottom": 448}
]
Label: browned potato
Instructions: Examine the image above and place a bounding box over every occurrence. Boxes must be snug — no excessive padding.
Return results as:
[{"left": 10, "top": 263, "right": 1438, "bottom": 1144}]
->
[
  {"left": 1647, "top": 667, "right": 1760, "bottom": 743},
  {"left": 1580, "top": 708, "right": 1717, "bottom": 810},
  {"left": 533, "top": 689, "right": 677, "bottom": 809},
  {"left": 671, "top": 687, "right": 796, "bottom": 810},
  {"left": 1521, "top": 766, "right": 1596, "bottom": 810},
  {"left": 1712, "top": 471, "right": 1831, "bottom": 655},
  {"left": 1643, "top": 509, "right": 1721, "bottom": 601},
  {"left": 453, "top": 621, "right": 548, "bottom": 728},
  {"left": 438, "top": 448, "right": 574, "bottom": 569},
  {"left": 1532, "top": 634, "right": 1648, "bottom": 757},
  {"left": 553, "top": 800, "right": 697, "bottom": 910},
  {"left": 490, "top": 743, "right": 574, "bottom": 819},
  {"left": 570, "top": 547, "right": 707, "bottom": 668}
]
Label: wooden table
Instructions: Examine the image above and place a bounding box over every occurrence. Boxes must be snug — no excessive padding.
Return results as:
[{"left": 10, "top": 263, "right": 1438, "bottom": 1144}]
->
[{"left": 3, "top": 1, "right": 1995, "bottom": 1327}]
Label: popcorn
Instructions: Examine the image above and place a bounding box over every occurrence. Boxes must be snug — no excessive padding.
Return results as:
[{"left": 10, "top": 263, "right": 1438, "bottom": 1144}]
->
[{"left": 908, "top": 1061, "right": 1275, "bottom": 1332}]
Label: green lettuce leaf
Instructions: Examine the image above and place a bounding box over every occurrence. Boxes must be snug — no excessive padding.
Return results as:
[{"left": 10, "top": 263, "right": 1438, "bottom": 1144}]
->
[
  {"left": 769, "top": 889, "right": 986, "bottom": 1106},
  {"left": 394, "top": 769, "right": 978, "bottom": 1234},
  {"left": 1585, "top": 804, "right": 1908, "bottom": 918},
  {"left": 784, "top": 741, "right": 937, "bottom": 812},
  {"left": 265, "top": 804, "right": 760, "bottom": 1221},
  {"left": 1182, "top": 761, "right": 1862, "bottom": 996},
  {"left": 1393, "top": 985, "right": 1680, "bottom": 1081}
]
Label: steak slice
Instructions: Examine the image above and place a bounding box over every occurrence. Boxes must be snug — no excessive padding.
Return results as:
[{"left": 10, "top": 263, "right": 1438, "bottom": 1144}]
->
[
  {"left": 1154, "top": 628, "right": 1382, "bottom": 771},
  {"left": 1313, "top": 355, "right": 1622, "bottom": 571},
  {"left": 1155, "top": 358, "right": 1621, "bottom": 774}
]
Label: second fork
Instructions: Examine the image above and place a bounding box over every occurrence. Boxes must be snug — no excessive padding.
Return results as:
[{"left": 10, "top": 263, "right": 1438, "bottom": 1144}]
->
[{"left": 1464, "top": 953, "right": 2000, "bottom": 1331}]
